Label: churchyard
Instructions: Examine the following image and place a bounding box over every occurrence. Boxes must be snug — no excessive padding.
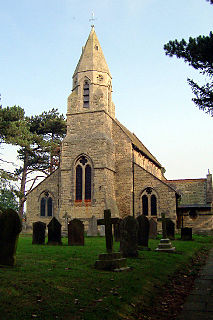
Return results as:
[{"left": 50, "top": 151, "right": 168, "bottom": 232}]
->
[{"left": 0, "top": 232, "right": 213, "bottom": 320}]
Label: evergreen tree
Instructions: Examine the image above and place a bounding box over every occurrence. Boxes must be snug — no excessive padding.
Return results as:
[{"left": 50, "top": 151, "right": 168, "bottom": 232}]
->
[{"left": 164, "top": 1, "right": 213, "bottom": 116}]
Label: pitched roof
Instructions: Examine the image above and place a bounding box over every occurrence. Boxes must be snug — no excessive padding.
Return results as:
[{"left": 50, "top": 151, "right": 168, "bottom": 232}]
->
[{"left": 114, "top": 118, "right": 162, "bottom": 168}]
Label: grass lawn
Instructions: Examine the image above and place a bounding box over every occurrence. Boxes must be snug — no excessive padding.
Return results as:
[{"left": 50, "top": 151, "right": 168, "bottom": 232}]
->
[{"left": 0, "top": 235, "right": 212, "bottom": 320}]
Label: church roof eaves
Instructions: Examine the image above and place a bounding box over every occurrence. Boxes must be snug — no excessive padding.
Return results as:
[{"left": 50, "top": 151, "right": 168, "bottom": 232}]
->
[{"left": 114, "top": 118, "right": 162, "bottom": 168}]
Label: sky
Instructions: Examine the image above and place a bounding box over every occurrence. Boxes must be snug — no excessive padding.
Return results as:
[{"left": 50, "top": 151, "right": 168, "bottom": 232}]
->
[{"left": 0, "top": 0, "right": 213, "bottom": 180}]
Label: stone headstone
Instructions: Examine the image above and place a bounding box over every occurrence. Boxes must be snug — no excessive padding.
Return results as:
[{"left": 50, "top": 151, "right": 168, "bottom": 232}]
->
[
  {"left": 95, "top": 210, "right": 129, "bottom": 271},
  {"left": 99, "top": 225, "right": 105, "bottom": 237},
  {"left": 155, "top": 213, "right": 175, "bottom": 253},
  {"left": 0, "top": 208, "right": 22, "bottom": 266},
  {"left": 181, "top": 227, "right": 192, "bottom": 241},
  {"left": 149, "top": 218, "right": 157, "bottom": 239},
  {"left": 113, "top": 219, "right": 121, "bottom": 242},
  {"left": 32, "top": 221, "right": 46, "bottom": 245},
  {"left": 47, "top": 217, "right": 62, "bottom": 245},
  {"left": 137, "top": 215, "right": 150, "bottom": 249},
  {"left": 120, "top": 216, "right": 138, "bottom": 258},
  {"left": 68, "top": 219, "right": 84, "bottom": 246},
  {"left": 87, "top": 216, "right": 98, "bottom": 236},
  {"left": 166, "top": 218, "right": 175, "bottom": 240}
]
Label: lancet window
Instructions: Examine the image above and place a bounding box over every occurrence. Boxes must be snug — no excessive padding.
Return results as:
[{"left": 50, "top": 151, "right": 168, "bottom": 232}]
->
[
  {"left": 141, "top": 187, "right": 157, "bottom": 216},
  {"left": 75, "top": 156, "right": 92, "bottom": 202},
  {"left": 83, "top": 80, "right": 90, "bottom": 108},
  {"left": 40, "top": 191, "right": 53, "bottom": 217}
]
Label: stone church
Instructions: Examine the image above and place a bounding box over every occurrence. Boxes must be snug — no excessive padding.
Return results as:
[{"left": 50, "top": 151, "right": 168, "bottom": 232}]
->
[{"left": 26, "top": 27, "right": 213, "bottom": 233}]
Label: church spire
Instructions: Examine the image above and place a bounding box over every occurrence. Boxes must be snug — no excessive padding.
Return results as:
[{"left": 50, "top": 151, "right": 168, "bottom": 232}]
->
[
  {"left": 68, "top": 27, "right": 114, "bottom": 118},
  {"left": 73, "top": 27, "right": 111, "bottom": 79}
]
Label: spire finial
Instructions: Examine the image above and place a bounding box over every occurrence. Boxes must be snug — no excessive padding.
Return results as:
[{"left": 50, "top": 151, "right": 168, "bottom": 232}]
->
[{"left": 89, "top": 12, "right": 96, "bottom": 28}]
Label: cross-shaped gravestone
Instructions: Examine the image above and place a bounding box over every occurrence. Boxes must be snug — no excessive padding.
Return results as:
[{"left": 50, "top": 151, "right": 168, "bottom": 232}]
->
[
  {"left": 97, "top": 209, "right": 119, "bottom": 253},
  {"left": 160, "top": 212, "right": 167, "bottom": 239}
]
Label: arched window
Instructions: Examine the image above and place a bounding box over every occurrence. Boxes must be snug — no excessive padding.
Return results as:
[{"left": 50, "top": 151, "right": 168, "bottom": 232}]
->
[
  {"left": 142, "top": 195, "right": 148, "bottom": 216},
  {"left": 75, "top": 156, "right": 92, "bottom": 202},
  {"left": 40, "top": 198, "right": 46, "bottom": 216},
  {"left": 141, "top": 188, "right": 158, "bottom": 217},
  {"left": 40, "top": 192, "right": 53, "bottom": 217},
  {"left": 83, "top": 80, "right": 90, "bottom": 108},
  {"left": 76, "top": 165, "right": 83, "bottom": 201},
  {"left": 85, "top": 164, "right": 91, "bottom": 200},
  {"left": 151, "top": 195, "right": 157, "bottom": 216},
  {"left": 47, "top": 198, "right": 53, "bottom": 217}
]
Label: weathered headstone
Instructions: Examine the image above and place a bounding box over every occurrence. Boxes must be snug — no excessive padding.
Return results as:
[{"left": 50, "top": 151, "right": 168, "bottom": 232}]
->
[
  {"left": 0, "top": 208, "right": 22, "bottom": 266},
  {"left": 113, "top": 219, "right": 121, "bottom": 242},
  {"left": 166, "top": 218, "right": 175, "bottom": 240},
  {"left": 120, "top": 216, "right": 139, "bottom": 258},
  {"left": 87, "top": 216, "right": 98, "bottom": 236},
  {"left": 47, "top": 217, "right": 62, "bottom": 245},
  {"left": 149, "top": 218, "right": 157, "bottom": 239},
  {"left": 99, "top": 225, "right": 105, "bottom": 237},
  {"left": 68, "top": 219, "right": 84, "bottom": 246},
  {"left": 95, "top": 210, "right": 129, "bottom": 271},
  {"left": 155, "top": 213, "right": 175, "bottom": 253},
  {"left": 181, "top": 227, "right": 192, "bottom": 241},
  {"left": 137, "top": 215, "right": 150, "bottom": 250},
  {"left": 32, "top": 221, "right": 46, "bottom": 245}
]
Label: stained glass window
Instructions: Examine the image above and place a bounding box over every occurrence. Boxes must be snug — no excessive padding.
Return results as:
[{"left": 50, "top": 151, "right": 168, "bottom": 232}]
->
[
  {"left": 142, "top": 195, "right": 148, "bottom": 216},
  {"left": 47, "top": 197, "right": 53, "bottom": 216},
  {"left": 76, "top": 165, "right": 83, "bottom": 200},
  {"left": 40, "top": 198, "right": 46, "bottom": 216},
  {"left": 85, "top": 165, "right": 91, "bottom": 200},
  {"left": 151, "top": 195, "right": 157, "bottom": 216}
]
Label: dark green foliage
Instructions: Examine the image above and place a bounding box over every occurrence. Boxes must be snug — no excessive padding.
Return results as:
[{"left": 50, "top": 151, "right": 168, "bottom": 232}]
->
[
  {"left": 0, "top": 189, "right": 19, "bottom": 211},
  {"left": 164, "top": 23, "right": 213, "bottom": 116}
]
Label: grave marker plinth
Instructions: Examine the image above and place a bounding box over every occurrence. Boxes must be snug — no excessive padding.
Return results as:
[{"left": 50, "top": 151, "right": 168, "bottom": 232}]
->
[
  {"left": 155, "top": 213, "right": 175, "bottom": 253},
  {"left": 95, "top": 210, "right": 129, "bottom": 271}
]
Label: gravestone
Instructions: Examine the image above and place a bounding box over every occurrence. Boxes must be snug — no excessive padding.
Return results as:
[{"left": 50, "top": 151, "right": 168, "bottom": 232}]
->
[
  {"left": 155, "top": 213, "right": 175, "bottom": 253},
  {"left": 149, "top": 218, "right": 157, "bottom": 239},
  {"left": 87, "top": 216, "right": 98, "bottom": 236},
  {"left": 95, "top": 210, "right": 129, "bottom": 271},
  {"left": 120, "top": 216, "right": 139, "bottom": 258},
  {"left": 113, "top": 219, "right": 121, "bottom": 242},
  {"left": 166, "top": 218, "right": 175, "bottom": 240},
  {"left": 68, "top": 219, "right": 84, "bottom": 246},
  {"left": 99, "top": 225, "right": 105, "bottom": 237},
  {"left": 47, "top": 217, "right": 62, "bottom": 245},
  {"left": 32, "top": 221, "right": 46, "bottom": 245},
  {"left": 0, "top": 208, "right": 22, "bottom": 266},
  {"left": 137, "top": 215, "right": 150, "bottom": 250},
  {"left": 181, "top": 227, "right": 192, "bottom": 241}
]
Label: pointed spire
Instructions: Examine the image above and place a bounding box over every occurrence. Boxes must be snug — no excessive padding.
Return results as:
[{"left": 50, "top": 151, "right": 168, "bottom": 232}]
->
[{"left": 73, "top": 27, "right": 111, "bottom": 78}]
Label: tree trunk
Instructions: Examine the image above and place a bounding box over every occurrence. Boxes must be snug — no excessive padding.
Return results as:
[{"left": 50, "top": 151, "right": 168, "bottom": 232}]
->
[{"left": 18, "top": 149, "right": 28, "bottom": 218}]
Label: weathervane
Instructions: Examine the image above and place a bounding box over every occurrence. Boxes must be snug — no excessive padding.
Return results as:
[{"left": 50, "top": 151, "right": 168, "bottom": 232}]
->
[{"left": 89, "top": 12, "right": 96, "bottom": 28}]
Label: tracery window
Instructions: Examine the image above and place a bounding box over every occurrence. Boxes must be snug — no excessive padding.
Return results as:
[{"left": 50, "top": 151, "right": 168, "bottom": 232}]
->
[
  {"left": 83, "top": 80, "right": 90, "bottom": 108},
  {"left": 40, "top": 192, "right": 53, "bottom": 217},
  {"left": 141, "top": 188, "right": 157, "bottom": 216},
  {"left": 75, "top": 156, "right": 92, "bottom": 202}
]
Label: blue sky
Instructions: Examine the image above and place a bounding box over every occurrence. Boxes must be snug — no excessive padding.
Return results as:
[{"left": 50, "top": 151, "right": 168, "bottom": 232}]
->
[{"left": 0, "top": 0, "right": 213, "bottom": 180}]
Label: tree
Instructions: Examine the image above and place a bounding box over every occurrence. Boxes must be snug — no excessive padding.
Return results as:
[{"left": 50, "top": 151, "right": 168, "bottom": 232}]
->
[
  {"left": 15, "top": 109, "right": 66, "bottom": 217},
  {"left": 164, "top": 2, "right": 213, "bottom": 116}
]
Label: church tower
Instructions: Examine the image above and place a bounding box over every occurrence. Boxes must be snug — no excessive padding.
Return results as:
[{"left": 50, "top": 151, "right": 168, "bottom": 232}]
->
[{"left": 60, "top": 27, "right": 119, "bottom": 220}]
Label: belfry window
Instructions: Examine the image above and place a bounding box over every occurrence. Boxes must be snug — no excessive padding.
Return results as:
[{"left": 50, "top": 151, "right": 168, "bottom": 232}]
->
[
  {"left": 40, "top": 192, "right": 53, "bottom": 217},
  {"left": 83, "top": 80, "right": 90, "bottom": 108},
  {"left": 75, "top": 156, "right": 92, "bottom": 202},
  {"left": 141, "top": 188, "right": 158, "bottom": 217}
]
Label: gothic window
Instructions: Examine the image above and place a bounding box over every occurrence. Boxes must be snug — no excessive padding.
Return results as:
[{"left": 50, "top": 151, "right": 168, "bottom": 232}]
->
[
  {"left": 151, "top": 195, "right": 157, "bottom": 216},
  {"left": 75, "top": 156, "right": 92, "bottom": 202},
  {"left": 83, "top": 80, "right": 90, "bottom": 108},
  {"left": 40, "top": 198, "right": 46, "bottom": 216},
  {"left": 141, "top": 188, "right": 158, "bottom": 217},
  {"left": 142, "top": 195, "right": 148, "bottom": 216},
  {"left": 85, "top": 164, "right": 91, "bottom": 200},
  {"left": 40, "top": 193, "right": 53, "bottom": 217},
  {"left": 76, "top": 165, "right": 83, "bottom": 200}
]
